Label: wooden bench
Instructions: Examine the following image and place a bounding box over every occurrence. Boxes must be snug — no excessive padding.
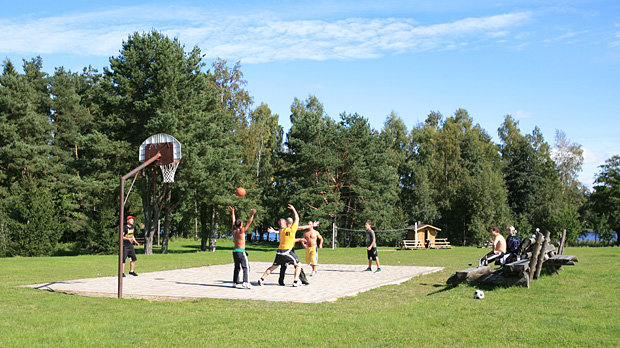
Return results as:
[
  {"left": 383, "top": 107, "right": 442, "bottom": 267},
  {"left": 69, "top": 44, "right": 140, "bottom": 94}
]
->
[
  {"left": 428, "top": 238, "right": 451, "bottom": 249},
  {"left": 401, "top": 240, "right": 425, "bottom": 250}
]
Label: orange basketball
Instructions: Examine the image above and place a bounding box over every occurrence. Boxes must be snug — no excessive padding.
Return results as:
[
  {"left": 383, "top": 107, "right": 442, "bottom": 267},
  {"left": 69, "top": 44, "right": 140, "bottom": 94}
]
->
[{"left": 236, "top": 187, "right": 246, "bottom": 197}]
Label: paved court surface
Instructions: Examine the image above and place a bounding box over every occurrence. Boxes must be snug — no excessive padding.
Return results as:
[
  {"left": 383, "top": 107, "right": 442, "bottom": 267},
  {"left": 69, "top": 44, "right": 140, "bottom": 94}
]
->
[{"left": 26, "top": 263, "right": 444, "bottom": 303}]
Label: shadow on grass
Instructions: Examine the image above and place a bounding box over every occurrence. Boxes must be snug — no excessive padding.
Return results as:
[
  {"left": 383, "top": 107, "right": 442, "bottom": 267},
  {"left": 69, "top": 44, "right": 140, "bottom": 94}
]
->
[
  {"left": 425, "top": 283, "right": 458, "bottom": 296},
  {"left": 53, "top": 249, "right": 92, "bottom": 257}
]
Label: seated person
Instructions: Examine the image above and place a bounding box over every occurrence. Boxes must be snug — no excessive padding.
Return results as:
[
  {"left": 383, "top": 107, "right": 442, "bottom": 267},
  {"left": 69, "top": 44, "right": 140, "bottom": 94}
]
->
[
  {"left": 504, "top": 225, "right": 521, "bottom": 264},
  {"left": 481, "top": 226, "right": 506, "bottom": 266}
]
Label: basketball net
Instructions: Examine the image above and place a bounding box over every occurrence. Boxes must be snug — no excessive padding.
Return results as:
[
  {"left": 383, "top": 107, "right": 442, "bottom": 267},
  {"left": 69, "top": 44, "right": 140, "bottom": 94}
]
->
[{"left": 160, "top": 160, "right": 179, "bottom": 183}]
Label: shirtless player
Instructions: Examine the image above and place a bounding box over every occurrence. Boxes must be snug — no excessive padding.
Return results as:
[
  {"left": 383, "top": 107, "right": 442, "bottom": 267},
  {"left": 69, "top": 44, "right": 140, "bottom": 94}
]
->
[
  {"left": 301, "top": 222, "right": 323, "bottom": 276},
  {"left": 228, "top": 206, "right": 256, "bottom": 289}
]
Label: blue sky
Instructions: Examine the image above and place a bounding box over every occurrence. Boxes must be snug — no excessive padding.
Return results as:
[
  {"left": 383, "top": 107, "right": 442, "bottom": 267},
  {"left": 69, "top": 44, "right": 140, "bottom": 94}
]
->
[{"left": 2, "top": 0, "right": 619, "bottom": 187}]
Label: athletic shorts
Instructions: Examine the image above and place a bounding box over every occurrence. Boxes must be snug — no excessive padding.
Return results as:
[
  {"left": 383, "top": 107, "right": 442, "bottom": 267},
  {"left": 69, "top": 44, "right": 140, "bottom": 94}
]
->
[
  {"left": 123, "top": 242, "right": 137, "bottom": 263},
  {"left": 367, "top": 246, "right": 378, "bottom": 261},
  {"left": 306, "top": 246, "right": 318, "bottom": 265},
  {"left": 272, "top": 249, "right": 300, "bottom": 266}
]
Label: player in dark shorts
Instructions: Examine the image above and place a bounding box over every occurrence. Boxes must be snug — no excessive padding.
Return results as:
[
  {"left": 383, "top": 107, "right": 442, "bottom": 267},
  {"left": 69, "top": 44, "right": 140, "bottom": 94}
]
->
[
  {"left": 123, "top": 216, "right": 141, "bottom": 277},
  {"left": 365, "top": 220, "right": 381, "bottom": 272},
  {"left": 256, "top": 205, "right": 317, "bottom": 287},
  {"left": 228, "top": 206, "right": 256, "bottom": 289}
]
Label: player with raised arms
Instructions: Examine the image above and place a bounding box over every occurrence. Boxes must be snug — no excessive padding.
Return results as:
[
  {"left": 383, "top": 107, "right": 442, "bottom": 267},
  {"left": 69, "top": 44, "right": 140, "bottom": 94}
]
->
[
  {"left": 257, "top": 204, "right": 318, "bottom": 287},
  {"left": 228, "top": 206, "right": 256, "bottom": 289}
]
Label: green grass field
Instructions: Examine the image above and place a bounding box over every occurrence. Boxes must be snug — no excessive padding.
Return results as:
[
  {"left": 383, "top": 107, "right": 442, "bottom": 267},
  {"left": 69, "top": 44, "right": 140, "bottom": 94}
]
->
[{"left": 1, "top": 240, "right": 618, "bottom": 347}]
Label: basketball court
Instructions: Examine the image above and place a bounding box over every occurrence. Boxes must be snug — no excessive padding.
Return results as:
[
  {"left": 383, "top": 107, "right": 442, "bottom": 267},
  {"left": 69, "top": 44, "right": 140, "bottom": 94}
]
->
[
  {"left": 26, "top": 263, "right": 444, "bottom": 303},
  {"left": 52, "top": 133, "right": 445, "bottom": 303}
]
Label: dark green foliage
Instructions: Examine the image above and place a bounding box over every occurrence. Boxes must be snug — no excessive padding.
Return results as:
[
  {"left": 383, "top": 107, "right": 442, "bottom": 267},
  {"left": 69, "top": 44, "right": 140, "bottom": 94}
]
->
[
  {"left": 499, "top": 116, "right": 564, "bottom": 236},
  {"left": 82, "top": 203, "right": 118, "bottom": 254},
  {"left": 283, "top": 96, "right": 399, "bottom": 247},
  {"left": 402, "top": 110, "right": 510, "bottom": 245},
  {"left": 589, "top": 155, "right": 620, "bottom": 244},
  {"left": 0, "top": 58, "right": 55, "bottom": 186},
  {"left": 4, "top": 180, "right": 61, "bottom": 256}
]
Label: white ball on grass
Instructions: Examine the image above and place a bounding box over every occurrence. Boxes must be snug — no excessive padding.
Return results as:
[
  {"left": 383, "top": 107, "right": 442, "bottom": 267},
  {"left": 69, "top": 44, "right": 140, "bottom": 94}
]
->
[{"left": 474, "top": 290, "right": 485, "bottom": 299}]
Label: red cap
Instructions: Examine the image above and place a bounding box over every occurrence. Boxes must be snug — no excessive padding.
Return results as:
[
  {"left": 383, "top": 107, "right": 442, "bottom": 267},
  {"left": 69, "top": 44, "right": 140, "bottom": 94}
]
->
[{"left": 126, "top": 216, "right": 135, "bottom": 221}]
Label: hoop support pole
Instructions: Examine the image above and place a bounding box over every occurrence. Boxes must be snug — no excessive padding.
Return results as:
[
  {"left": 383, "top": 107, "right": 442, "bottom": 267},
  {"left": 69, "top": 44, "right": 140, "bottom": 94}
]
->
[{"left": 118, "top": 152, "right": 162, "bottom": 299}]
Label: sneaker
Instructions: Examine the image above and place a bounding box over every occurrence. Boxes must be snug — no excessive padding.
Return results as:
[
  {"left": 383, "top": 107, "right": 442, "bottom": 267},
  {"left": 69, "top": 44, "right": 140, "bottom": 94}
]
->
[
  {"left": 292, "top": 280, "right": 303, "bottom": 287},
  {"left": 129, "top": 271, "right": 138, "bottom": 276},
  {"left": 278, "top": 281, "right": 285, "bottom": 286},
  {"left": 310, "top": 271, "right": 317, "bottom": 276},
  {"left": 242, "top": 282, "right": 253, "bottom": 289},
  {"left": 302, "top": 280, "right": 310, "bottom": 285},
  {"left": 257, "top": 278, "right": 264, "bottom": 286},
  {"left": 365, "top": 268, "right": 372, "bottom": 272},
  {"left": 122, "top": 273, "right": 126, "bottom": 277},
  {"left": 232, "top": 283, "right": 238, "bottom": 288},
  {"left": 375, "top": 268, "right": 382, "bottom": 273}
]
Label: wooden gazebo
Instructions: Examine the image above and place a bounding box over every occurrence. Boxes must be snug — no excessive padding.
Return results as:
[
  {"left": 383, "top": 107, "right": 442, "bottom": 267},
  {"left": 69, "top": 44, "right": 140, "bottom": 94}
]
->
[{"left": 402, "top": 222, "right": 451, "bottom": 249}]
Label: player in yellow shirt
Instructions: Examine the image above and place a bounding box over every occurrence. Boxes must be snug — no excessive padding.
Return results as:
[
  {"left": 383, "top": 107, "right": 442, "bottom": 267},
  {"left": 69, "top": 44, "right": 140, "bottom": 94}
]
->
[{"left": 256, "top": 204, "right": 318, "bottom": 287}]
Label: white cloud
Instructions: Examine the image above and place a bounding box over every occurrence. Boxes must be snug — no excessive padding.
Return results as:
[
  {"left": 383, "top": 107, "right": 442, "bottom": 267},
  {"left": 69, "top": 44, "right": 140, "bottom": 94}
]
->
[
  {"left": 583, "top": 147, "right": 596, "bottom": 164},
  {"left": 513, "top": 109, "right": 533, "bottom": 119},
  {"left": 0, "top": 6, "right": 533, "bottom": 63}
]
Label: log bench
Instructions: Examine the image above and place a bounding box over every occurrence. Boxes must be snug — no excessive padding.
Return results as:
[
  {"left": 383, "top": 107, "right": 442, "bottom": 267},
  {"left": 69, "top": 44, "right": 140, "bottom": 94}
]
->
[
  {"left": 446, "top": 233, "right": 578, "bottom": 288},
  {"left": 542, "top": 254, "right": 578, "bottom": 275},
  {"left": 428, "top": 238, "right": 452, "bottom": 249},
  {"left": 447, "top": 264, "right": 530, "bottom": 288},
  {"left": 401, "top": 240, "right": 425, "bottom": 250}
]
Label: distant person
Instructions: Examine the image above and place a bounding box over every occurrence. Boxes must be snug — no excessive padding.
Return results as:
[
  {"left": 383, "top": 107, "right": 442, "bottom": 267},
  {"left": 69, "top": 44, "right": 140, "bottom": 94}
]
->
[
  {"left": 257, "top": 204, "right": 317, "bottom": 287},
  {"left": 228, "top": 206, "right": 256, "bottom": 289},
  {"left": 365, "top": 221, "right": 381, "bottom": 272},
  {"left": 481, "top": 226, "right": 506, "bottom": 266},
  {"left": 123, "top": 216, "right": 140, "bottom": 277},
  {"left": 301, "top": 222, "right": 324, "bottom": 276}
]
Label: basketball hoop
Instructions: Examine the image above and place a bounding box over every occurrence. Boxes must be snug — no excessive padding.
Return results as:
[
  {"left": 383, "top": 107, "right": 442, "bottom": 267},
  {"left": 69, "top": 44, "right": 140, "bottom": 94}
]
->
[
  {"left": 160, "top": 160, "right": 180, "bottom": 183},
  {"left": 139, "top": 133, "right": 182, "bottom": 184}
]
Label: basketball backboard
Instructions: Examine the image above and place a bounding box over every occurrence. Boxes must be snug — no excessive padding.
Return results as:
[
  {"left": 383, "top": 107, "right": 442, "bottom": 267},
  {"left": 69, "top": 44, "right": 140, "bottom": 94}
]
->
[{"left": 139, "top": 133, "right": 182, "bottom": 165}]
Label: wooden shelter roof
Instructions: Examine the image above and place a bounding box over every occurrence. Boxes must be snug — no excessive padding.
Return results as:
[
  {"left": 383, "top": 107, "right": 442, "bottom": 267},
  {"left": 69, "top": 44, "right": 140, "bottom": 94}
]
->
[{"left": 404, "top": 224, "right": 442, "bottom": 231}]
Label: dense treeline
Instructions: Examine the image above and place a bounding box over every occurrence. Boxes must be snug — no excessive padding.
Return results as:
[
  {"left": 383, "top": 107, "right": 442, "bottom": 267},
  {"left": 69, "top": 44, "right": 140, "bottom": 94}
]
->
[{"left": 0, "top": 31, "right": 617, "bottom": 257}]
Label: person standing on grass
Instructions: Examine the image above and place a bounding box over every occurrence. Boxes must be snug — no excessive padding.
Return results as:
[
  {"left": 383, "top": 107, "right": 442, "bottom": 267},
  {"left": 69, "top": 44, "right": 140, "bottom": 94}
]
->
[
  {"left": 257, "top": 204, "right": 317, "bottom": 287},
  {"left": 365, "top": 221, "right": 381, "bottom": 272},
  {"left": 301, "top": 222, "right": 324, "bottom": 276},
  {"left": 228, "top": 206, "right": 257, "bottom": 289},
  {"left": 123, "top": 216, "right": 140, "bottom": 277}
]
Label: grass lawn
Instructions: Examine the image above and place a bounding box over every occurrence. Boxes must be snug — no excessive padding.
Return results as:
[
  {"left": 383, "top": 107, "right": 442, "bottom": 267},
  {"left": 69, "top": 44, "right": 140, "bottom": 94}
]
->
[{"left": 1, "top": 240, "right": 618, "bottom": 347}]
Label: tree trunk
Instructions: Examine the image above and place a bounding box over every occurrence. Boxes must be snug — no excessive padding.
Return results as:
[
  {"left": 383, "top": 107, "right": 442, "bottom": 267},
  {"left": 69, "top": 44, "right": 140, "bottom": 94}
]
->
[
  {"left": 209, "top": 206, "right": 218, "bottom": 252},
  {"left": 200, "top": 202, "right": 208, "bottom": 251},
  {"left": 161, "top": 184, "right": 171, "bottom": 254},
  {"left": 142, "top": 168, "right": 160, "bottom": 255},
  {"left": 194, "top": 184, "right": 198, "bottom": 241}
]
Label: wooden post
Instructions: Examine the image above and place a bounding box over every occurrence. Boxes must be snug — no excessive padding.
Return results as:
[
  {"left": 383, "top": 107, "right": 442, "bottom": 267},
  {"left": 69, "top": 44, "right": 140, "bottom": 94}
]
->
[
  {"left": 559, "top": 229, "right": 566, "bottom": 255},
  {"left": 529, "top": 230, "right": 544, "bottom": 280},
  {"left": 534, "top": 231, "right": 550, "bottom": 279}
]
